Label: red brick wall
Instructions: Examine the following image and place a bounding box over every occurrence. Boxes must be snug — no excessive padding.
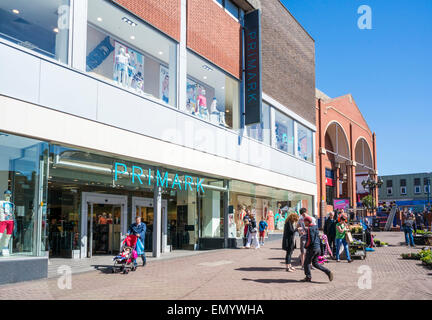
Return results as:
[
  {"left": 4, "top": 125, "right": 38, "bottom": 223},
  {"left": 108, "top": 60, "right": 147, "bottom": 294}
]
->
[
  {"left": 316, "top": 95, "right": 378, "bottom": 218},
  {"left": 113, "top": 0, "right": 181, "bottom": 41},
  {"left": 187, "top": 0, "right": 242, "bottom": 79}
]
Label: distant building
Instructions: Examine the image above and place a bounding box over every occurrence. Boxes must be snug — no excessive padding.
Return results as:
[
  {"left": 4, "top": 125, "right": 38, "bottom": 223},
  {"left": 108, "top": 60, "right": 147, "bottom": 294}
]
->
[
  {"left": 378, "top": 173, "right": 432, "bottom": 211},
  {"left": 315, "top": 90, "right": 378, "bottom": 221}
]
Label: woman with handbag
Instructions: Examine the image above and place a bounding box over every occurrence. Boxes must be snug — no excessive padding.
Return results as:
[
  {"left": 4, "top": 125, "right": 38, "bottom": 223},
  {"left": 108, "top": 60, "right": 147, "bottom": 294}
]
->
[
  {"left": 335, "top": 216, "right": 352, "bottom": 263},
  {"left": 282, "top": 213, "right": 300, "bottom": 272}
]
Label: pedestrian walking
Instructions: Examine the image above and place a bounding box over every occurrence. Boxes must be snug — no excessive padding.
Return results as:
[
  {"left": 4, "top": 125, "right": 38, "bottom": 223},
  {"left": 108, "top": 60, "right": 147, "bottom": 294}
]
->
[
  {"left": 243, "top": 211, "right": 251, "bottom": 247},
  {"left": 402, "top": 212, "right": 416, "bottom": 247},
  {"left": 282, "top": 213, "right": 300, "bottom": 272},
  {"left": 245, "top": 213, "right": 260, "bottom": 249},
  {"left": 259, "top": 217, "right": 268, "bottom": 246},
  {"left": 335, "top": 216, "right": 352, "bottom": 263},
  {"left": 298, "top": 208, "right": 316, "bottom": 269},
  {"left": 127, "top": 216, "right": 147, "bottom": 267},
  {"left": 324, "top": 211, "right": 337, "bottom": 258},
  {"left": 301, "top": 216, "right": 334, "bottom": 282}
]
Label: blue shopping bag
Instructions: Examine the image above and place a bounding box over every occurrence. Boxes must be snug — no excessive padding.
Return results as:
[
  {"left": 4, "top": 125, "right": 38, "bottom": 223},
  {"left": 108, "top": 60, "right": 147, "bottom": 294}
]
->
[{"left": 136, "top": 237, "right": 144, "bottom": 255}]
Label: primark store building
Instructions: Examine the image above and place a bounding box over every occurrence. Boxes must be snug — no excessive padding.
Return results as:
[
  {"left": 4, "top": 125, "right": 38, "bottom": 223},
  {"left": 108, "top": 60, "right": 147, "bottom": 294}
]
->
[{"left": 0, "top": 0, "right": 317, "bottom": 284}]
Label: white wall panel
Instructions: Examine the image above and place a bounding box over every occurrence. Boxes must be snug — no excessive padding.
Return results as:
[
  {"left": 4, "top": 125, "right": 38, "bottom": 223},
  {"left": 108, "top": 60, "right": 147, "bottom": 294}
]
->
[
  {"left": 39, "top": 61, "right": 97, "bottom": 119},
  {"left": 0, "top": 44, "right": 40, "bottom": 103}
]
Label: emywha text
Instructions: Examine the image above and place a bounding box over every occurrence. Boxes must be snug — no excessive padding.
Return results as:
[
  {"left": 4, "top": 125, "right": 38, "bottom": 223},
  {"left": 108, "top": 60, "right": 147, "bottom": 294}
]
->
[{"left": 167, "top": 304, "right": 264, "bottom": 317}]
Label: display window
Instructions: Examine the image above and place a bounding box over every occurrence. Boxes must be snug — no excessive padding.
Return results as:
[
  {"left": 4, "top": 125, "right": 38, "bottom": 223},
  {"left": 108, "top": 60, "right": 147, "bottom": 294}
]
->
[
  {"left": 274, "top": 109, "right": 294, "bottom": 154},
  {"left": 0, "top": 0, "right": 70, "bottom": 63},
  {"left": 186, "top": 51, "right": 240, "bottom": 129},
  {"left": 297, "top": 122, "right": 313, "bottom": 162},
  {"left": 228, "top": 180, "right": 313, "bottom": 238},
  {"left": 0, "top": 132, "right": 49, "bottom": 258},
  {"left": 246, "top": 102, "right": 271, "bottom": 145},
  {"left": 86, "top": 0, "right": 177, "bottom": 107}
]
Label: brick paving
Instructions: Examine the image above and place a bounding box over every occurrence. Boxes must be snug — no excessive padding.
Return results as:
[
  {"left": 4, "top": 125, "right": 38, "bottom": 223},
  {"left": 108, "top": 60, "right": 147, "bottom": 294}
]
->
[{"left": 0, "top": 232, "right": 431, "bottom": 300}]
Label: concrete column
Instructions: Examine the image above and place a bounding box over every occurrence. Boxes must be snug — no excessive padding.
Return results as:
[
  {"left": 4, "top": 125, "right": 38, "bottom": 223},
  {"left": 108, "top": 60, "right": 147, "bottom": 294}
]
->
[
  {"left": 71, "top": 0, "right": 88, "bottom": 71},
  {"left": 178, "top": 0, "right": 187, "bottom": 111},
  {"left": 153, "top": 185, "right": 162, "bottom": 257},
  {"left": 223, "top": 180, "right": 229, "bottom": 248}
]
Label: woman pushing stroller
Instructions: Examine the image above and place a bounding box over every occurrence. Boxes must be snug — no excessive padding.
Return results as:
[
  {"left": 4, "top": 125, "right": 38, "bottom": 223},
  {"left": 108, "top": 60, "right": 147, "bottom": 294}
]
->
[{"left": 126, "top": 216, "right": 147, "bottom": 267}]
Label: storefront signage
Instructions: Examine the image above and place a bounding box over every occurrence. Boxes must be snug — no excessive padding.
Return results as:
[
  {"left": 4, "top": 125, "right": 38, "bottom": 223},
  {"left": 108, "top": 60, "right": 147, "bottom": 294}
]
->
[
  {"left": 325, "top": 178, "right": 334, "bottom": 187},
  {"left": 244, "top": 9, "right": 262, "bottom": 126},
  {"left": 333, "top": 199, "right": 350, "bottom": 210},
  {"left": 113, "top": 163, "right": 205, "bottom": 192}
]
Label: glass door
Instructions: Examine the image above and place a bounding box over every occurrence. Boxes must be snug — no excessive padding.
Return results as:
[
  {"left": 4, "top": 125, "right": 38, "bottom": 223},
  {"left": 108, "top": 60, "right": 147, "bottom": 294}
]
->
[
  {"left": 135, "top": 204, "right": 154, "bottom": 254},
  {"left": 82, "top": 192, "right": 127, "bottom": 258}
]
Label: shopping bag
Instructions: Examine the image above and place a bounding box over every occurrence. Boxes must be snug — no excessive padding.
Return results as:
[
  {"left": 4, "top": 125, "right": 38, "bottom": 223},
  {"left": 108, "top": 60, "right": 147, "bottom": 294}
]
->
[
  {"left": 135, "top": 238, "right": 144, "bottom": 255},
  {"left": 345, "top": 231, "right": 353, "bottom": 244}
]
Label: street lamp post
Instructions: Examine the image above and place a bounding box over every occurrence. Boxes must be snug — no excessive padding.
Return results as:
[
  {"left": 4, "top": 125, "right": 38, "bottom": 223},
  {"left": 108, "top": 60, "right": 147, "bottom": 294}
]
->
[
  {"left": 426, "top": 175, "right": 431, "bottom": 210},
  {"left": 361, "top": 176, "right": 384, "bottom": 214}
]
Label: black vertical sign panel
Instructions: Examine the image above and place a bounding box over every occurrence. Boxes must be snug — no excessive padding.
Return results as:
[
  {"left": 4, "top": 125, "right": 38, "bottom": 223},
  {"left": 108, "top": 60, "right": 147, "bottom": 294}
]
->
[{"left": 244, "top": 9, "right": 262, "bottom": 126}]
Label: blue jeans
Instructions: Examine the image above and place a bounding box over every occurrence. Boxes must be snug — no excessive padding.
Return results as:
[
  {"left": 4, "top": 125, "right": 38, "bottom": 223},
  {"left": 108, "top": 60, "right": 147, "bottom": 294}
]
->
[
  {"left": 404, "top": 227, "right": 415, "bottom": 246},
  {"left": 336, "top": 238, "right": 351, "bottom": 261}
]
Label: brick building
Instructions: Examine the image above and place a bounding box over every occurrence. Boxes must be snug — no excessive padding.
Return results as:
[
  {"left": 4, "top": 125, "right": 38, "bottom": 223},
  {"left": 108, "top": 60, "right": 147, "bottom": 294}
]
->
[
  {"left": 0, "top": 0, "right": 318, "bottom": 284},
  {"left": 316, "top": 90, "right": 378, "bottom": 222}
]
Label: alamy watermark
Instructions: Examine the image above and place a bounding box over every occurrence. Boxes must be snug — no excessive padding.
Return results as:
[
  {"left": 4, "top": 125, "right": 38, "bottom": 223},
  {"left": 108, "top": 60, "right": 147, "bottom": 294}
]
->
[
  {"left": 357, "top": 265, "right": 372, "bottom": 289},
  {"left": 358, "top": 5, "right": 372, "bottom": 30},
  {"left": 57, "top": 265, "right": 72, "bottom": 290}
]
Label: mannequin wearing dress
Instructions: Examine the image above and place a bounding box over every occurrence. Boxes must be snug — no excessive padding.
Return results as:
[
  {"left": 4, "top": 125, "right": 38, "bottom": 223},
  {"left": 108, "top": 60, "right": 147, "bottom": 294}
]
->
[
  {"left": 0, "top": 190, "right": 15, "bottom": 255},
  {"left": 267, "top": 210, "right": 275, "bottom": 231}
]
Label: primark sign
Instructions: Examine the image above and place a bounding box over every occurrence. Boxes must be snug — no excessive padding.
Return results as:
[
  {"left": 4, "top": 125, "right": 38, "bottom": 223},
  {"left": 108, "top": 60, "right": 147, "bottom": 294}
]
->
[
  {"left": 113, "top": 162, "right": 205, "bottom": 193},
  {"left": 244, "top": 9, "right": 262, "bottom": 126}
]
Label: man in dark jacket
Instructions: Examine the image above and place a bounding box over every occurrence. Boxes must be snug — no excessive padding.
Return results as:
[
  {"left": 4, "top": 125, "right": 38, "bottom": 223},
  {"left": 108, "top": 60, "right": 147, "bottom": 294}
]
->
[
  {"left": 301, "top": 216, "right": 333, "bottom": 282},
  {"left": 324, "top": 211, "right": 337, "bottom": 257},
  {"left": 127, "top": 216, "right": 147, "bottom": 266}
]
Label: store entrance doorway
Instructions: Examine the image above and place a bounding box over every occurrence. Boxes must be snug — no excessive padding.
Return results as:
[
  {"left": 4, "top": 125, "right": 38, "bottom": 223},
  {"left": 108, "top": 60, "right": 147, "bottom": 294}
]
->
[
  {"left": 81, "top": 192, "right": 127, "bottom": 258},
  {"left": 131, "top": 197, "right": 168, "bottom": 254}
]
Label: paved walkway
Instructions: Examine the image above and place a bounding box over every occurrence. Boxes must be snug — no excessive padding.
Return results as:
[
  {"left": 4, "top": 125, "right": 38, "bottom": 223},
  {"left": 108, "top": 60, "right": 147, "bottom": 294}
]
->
[{"left": 0, "top": 232, "right": 431, "bottom": 300}]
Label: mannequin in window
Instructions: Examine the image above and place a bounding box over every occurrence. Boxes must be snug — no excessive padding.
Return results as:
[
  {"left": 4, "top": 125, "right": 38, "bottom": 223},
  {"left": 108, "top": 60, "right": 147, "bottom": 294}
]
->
[
  {"left": 115, "top": 47, "right": 131, "bottom": 87},
  {"left": 197, "top": 88, "right": 208, "bottom": 120},
  {"left": 0, "top": 190, "right": 15, "bottom": 256}
]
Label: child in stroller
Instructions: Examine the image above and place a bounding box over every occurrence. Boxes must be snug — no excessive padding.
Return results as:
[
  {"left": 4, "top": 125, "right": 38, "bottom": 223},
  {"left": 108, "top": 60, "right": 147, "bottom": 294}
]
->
[{"left": 112, "top": 235, "right": 138, "bottom": 274}]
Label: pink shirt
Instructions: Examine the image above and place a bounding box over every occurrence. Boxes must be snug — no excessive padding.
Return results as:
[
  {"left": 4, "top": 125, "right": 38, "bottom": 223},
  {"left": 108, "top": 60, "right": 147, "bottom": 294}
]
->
[{"left": 197, "top": 95, "right": 207, "bottom": 108}]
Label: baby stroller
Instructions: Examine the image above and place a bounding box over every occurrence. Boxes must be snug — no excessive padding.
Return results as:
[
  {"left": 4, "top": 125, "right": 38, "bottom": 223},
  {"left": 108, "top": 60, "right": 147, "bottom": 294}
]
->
[{"left": 112, "top": 235, "right": 138, "bottom": 274}]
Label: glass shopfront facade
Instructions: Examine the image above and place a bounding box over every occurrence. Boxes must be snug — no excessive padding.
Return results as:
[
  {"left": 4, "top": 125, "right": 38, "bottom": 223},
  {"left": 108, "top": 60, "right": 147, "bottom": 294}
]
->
[
  {"left": 0, "top": 131, "right": 314, "bottom": 260},
  {"left": 228, "top": 180, "right": 313, "bottom": 238},
  {"left": 0, "top": 132, "right": 49, "bottom": 258}
]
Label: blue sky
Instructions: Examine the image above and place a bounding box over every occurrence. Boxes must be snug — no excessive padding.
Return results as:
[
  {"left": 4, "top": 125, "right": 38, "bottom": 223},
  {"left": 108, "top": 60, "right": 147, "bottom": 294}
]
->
[{"left": 281, "top": 0, "right": 432, "bottom": 175}]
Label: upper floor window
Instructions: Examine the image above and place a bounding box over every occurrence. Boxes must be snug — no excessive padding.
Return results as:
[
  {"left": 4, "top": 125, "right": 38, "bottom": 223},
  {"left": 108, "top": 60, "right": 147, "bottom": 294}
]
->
[
  {"left": 325, "top": 169, "right": 334, "bottom": 179},
  {"left": 86, "top": 0, "right": 177, "bottom": 107},
  {"left": 246, "top": 102, "right": 271, "bottom": 145},
  {"left": 400, "top": 179, "right": 406, "bottom": 187},
  {"left": 386, "top": 180, "right": 393, "bottom": 188},
  {"left": 186, "top": 51, "right": 240, "bottom": 129},
  {"left": 414, "top": 178, "right": 421, "bottom": 186},
  {"left": 0, "top": 0, "right": 70, "bottom": 63},
  {"left": 297, "top": 123, "right": 313, "bottom": 162},
  {"left": 225, "top": 0, "right": 240, "bottom": 19},
  {"left": 274, "top": 109, "right": 294, "bottom": 154},
  {"left": 215, "top": 0, "right": 240, "bottom": 19}
]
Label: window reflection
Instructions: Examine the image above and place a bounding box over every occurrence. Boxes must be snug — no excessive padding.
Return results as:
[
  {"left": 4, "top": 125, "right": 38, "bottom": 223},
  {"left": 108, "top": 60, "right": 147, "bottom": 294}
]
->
[
  {"left": 0, "top": 0, "right": 70, "bottom": 63},
  {"left": 86, "top": 0, "right": 177, "bottom": 107},
  {"left": 186, "top": 51, "right": 240, "bottom": 129}
]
